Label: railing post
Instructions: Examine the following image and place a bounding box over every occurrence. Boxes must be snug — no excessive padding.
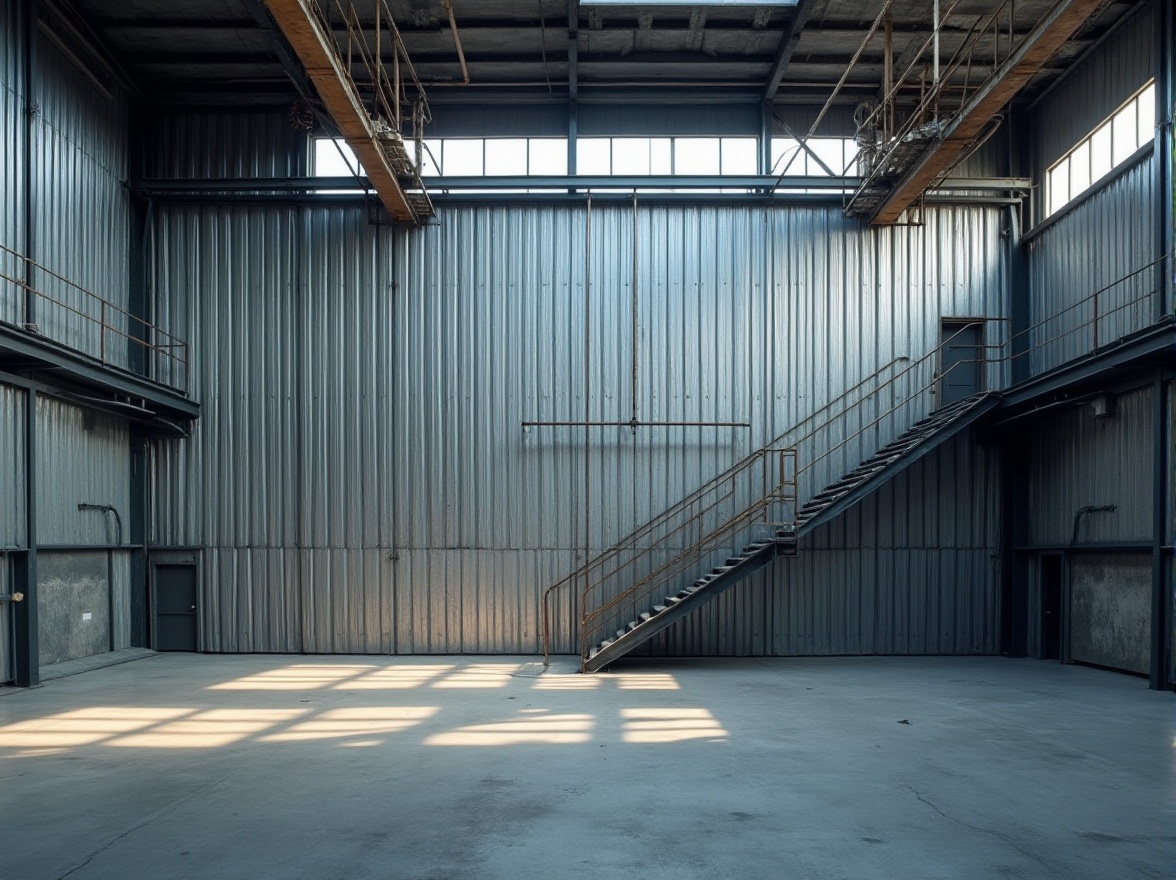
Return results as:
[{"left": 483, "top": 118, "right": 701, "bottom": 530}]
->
[
  {"left": 1092, "top": 289, "right": 1099, "bottom": 350},
  {"left": 99, "top": 300, "right": 105, "bottom": 363}
]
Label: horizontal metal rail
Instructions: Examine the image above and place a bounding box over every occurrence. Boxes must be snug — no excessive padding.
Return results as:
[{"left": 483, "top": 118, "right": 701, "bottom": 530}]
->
[
  {"left": 543, "top": 257, "right": 1165, "bottom": 666},
  {"left": 0, "top": 243, "right": 189, "bottom": 392}
]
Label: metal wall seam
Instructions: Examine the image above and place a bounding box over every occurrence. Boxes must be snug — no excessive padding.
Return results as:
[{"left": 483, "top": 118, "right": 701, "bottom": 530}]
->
[
  {"left": 35, "top": 396, "right": 130, "bottom": 546},
  {"left": 146, "top": 113, "right": 308, "bottom": 179},
  {"left": 1027, "top": 385, "right": 1155, "bottom": 546},
  {"left": 0, "top": 2, "right": 26, "bottom": 326},
  {"left": 0, "top": 383, "right": 28, "bottom": 548},
  {"left": 32, "top": 37, "right": 131, "bottom": 366},
  {"left": 111, "top": 549, "right": 131, "bottom": 650},
  {"left": 154, "top": 198, "right": 1007, "bottom": 656},
  {"left": 1026, "top": 158, "right": 1156, "bottom": 374},
  {"left": 1033, "top": 3, "right": 1155, "bottom": 168}
]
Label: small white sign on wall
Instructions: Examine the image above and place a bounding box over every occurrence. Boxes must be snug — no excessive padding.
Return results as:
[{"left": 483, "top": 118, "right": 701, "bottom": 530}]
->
[{"left": 82, "top": 612, "right": 92, "bottom": 621}]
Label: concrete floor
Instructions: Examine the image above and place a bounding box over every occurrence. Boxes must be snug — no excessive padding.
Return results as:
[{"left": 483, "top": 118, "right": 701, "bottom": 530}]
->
[{"left": 0, "top": 655, "right": 1170, "bottom": 880}]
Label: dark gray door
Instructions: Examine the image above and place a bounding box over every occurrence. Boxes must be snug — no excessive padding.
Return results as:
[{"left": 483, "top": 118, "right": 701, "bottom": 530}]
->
[
  {"left": 155, "top": 564, "right": 197, "bottom": 651},
  {"left": 0, "top": 555, "right": 12, "bottom": 683},
  {"left": 939, "top": 321, "right": 984, "bottom": 404}
]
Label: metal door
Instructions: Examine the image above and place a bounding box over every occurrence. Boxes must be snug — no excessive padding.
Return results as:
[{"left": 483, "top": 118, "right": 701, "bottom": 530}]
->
[
  {"left": 154, "top": 563, "right": 197, "bottom": 651},
  {"left": 0, "top": 554, "right": 12, "bottom": 683},
  {"left": 939, "top": 321, "right": 984, "bottom": 404},
  {"left": 1040, "top": 554, "right": 1063, "bottom": 661}
]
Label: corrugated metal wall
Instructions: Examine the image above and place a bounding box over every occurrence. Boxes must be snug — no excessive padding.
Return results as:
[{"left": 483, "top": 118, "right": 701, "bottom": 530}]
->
[
  {"left": 1032, "top": 3, "right": 1154, "bottom": 169},
  {"left": 36, "top": 397, "right": 131, "bottom": 546},
  {"left": 0, "top": 14, "right": 133, "bottom": 367},
  {"left": 0, "top": 383, "right": 27, "bottom": 549},
  {"left": 151, "top": 193, "right": 1007, "bottom": 655},
  {"left": 1024, "top": 1, "right": 1158, "bottom": 376},
  {"left": 1026, "top": 159, "right": 1156, "bottom": 373},
  {"left": 645, "top": 431, "right": 1000, "bottom": 656},
  {"left": 31, "top": 38, "right": 132, "bottom": 367},
  {"left": 0, "top": 2, "right": 26, "bottom": 327},
  {"left": 1027, "top": 385, "right": 1154, "bottom": 546},
  {"left": 145, "top": 113, "right": 308, "bottom": 179}
]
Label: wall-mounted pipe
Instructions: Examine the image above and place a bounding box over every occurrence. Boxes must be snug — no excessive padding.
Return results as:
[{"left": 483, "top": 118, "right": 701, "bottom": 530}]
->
[
  {"left": 441, "top": 0, "right": 470, "bottom": 85},
  {"left": 78, "top": 502, "right": 123, "bottom": 546},
  {"left": 1070, "top": 504, "right": 1115, "bottom": 545}
]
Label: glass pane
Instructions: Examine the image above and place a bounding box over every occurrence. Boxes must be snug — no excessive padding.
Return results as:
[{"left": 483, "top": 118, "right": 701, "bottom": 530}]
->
[
  {"left": 314, "top": 139, "right": 363, "bottom": 176},
  {"left": 420, "top": 139, "right": 442, "bottom": 176},
  {"left": 1137, "top": 84, "right": 1155, "bottom": 150},
  {"left": 1089, "top": 122, "right": 1112, "bottom": 181},
  {"left": 843, "top": 142, "right": 861, "bottom": 175},
  {"left": 1048, "top": 160, "right": 1070, "bottom": 214},
  {"left": 720, "top": 137, "right": 758, "bottom": 174},
  {"left": 443, "top": 139, "right": 484, "bottom": 176},
  {"left": 808, "top": 138, "right": 845, "bottom": 176},
  {"left": 613, "top": 138, "right": 651, "bottom": 175},
  {"left": 528, "top": 138, "right": 567, "bottom": 175},
  {"left": 484, "top": 138, "right": 528, "bottom": 176},
  {"left": 770, "top": 138, "right": 801, "bottom": 175},
  {"left": 1112, "top": 102, "right": 1137, "bottom": 165},
  {"left": 650, "top": 138, "right": 672, "bottom": 174},
  {"left": 578, "top": 138, "right": 612, "bottom": 174},
  {"left": 674, "top": 138, "right": 720, "bottom": 175},
  {"left": 1068, "top": 141, "right": 1089, "bottom": 195}
]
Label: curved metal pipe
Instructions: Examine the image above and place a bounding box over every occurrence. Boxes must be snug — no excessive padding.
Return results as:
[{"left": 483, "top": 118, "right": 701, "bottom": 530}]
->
[{"left": 1071, "top": 505, "right": 1115, "bottom": 545}]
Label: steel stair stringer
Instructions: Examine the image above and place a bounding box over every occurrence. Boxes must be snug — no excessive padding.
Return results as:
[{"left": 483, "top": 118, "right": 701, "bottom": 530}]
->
[{"left": 581, "top": 391, "right": 1001, "bottom": 672}]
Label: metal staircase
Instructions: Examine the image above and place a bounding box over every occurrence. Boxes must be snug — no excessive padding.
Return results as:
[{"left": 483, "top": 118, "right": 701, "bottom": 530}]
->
[{"left": 541, "top": 327, "right": 1003, "bottom": 673}]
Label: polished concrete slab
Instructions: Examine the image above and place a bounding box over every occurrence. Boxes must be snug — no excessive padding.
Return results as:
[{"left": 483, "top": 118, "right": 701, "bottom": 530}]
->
[{"left": 0, "top": 654, "right": 1170, "bottom": 880}]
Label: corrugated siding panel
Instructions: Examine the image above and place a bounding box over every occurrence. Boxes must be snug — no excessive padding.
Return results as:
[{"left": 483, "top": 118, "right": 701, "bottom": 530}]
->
[
  {"left": 647, "top": 432, "right": 1000, "bottom": 656},
  {"left": 111, "top": 550, "right": 131, "bottom": 650},
  {"left": 199, "top": 548, "right": 301, "bottom": 654},
  {"left": 151, "top": 208, "right": 301, "bottom": 548},
  {"left": 31, "top": 39, "right": 131, "bottom": 367},
  {"left": 1027, "top": 385, "right": 1154, "bottom": 545},
  {"left": 0, "top": 383, "right": 27, "bottom": 548},
  {"left": 36, "top": 397, "right": 130, "bottom": 546},
  {"left": 146, "top": 113, "right": 307, "bottom": 178},
  {"left": 1034, "top": 3, "right": 1154, "bottom": 167},
  {"left": 0, "top": 2, "right": 26, "bottom": 327},
  {"left": 153, "top": 198, "right": 1007, "bottom": 655},
  {"left": 1026, "top": 157, "right": 1155, "bottom": 374}
]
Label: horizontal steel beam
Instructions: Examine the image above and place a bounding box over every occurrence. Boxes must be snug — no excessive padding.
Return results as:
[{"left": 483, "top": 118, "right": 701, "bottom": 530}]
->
[
  {"left": 999, "top": 319, "right": 1176, "bottom": 410},
  {"left": 263, "top": 0, "right": 418, "bottom": 222},
  {"left": 0, "top": 323, "right": 199, "bottom": 420},
  {"left": 869, "top": 0, "right": 1108, "bottom": 225}
]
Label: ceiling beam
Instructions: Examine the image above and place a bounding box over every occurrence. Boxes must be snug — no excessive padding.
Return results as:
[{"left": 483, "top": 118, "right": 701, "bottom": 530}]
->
[
  {"left": 870, "top": 0, "right": 1109, "bottom": 224},
  {"left": 763, "top": 0, "right": 816, "bottom": 102},
  {"left": 263, "top": 0, "right": 417, "bottom": 222}
]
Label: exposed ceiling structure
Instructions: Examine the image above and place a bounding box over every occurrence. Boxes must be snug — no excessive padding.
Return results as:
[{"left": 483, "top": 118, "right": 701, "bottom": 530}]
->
[
  {"left": 70, "top": 0, "right": 1139, "bottom": 110},
  {"left": 61, "top": 0, "right": 1142, "bottom": 222}
]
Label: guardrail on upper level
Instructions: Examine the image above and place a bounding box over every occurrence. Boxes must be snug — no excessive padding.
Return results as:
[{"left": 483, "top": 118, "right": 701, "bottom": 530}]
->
[{"left": 0, "top": 243, "right": 189, "bottom": 393}]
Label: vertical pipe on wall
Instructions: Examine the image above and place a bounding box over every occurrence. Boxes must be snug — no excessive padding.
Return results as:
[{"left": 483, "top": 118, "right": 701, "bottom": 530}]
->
[
  {"left": 630, "top": 192, "right": 639, "bottom": 426},
  {"left": 1151, "top": 371, "right": 1170, "bottom": 689},
  {"left": 759, "top": 102, "right": 772, "bottom": 175},
  {"left": 1156, "top": 0, "right": 1174, "bottom": 321},
  {"left": 580, "top": 194, "right": 592, "bottom": 659},
  {"left": 21, "top": 0, "right": 37, "bottom": 326},
  {"left": 14, "top": 388, "right": 38, "bottom": 687}
]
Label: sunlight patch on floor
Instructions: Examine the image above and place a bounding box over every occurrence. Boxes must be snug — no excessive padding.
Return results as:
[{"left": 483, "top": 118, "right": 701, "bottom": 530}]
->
[
  {"left": 208, "top": 665, "right": 376, "bottom": 690},
  {"left": 621, "top": 707, "right": 727, "bottom": 743},
  {"left": 260, "top": 707, "right": 440, "bottom": 742},
  {"left": 341, "top": 666, "right": 456, "bottom": 689},
  {"left": 0, "top": 707, "right": 192, "bottom": 747},
  {"left": 425, "top": 711, "right": 594, "bottom": 746},
  {"left": 109, "top": 709, "right": 305, "bottom": 748},
  {"left": 431, "top": 664, "right": 520, "bottom": 688}
]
